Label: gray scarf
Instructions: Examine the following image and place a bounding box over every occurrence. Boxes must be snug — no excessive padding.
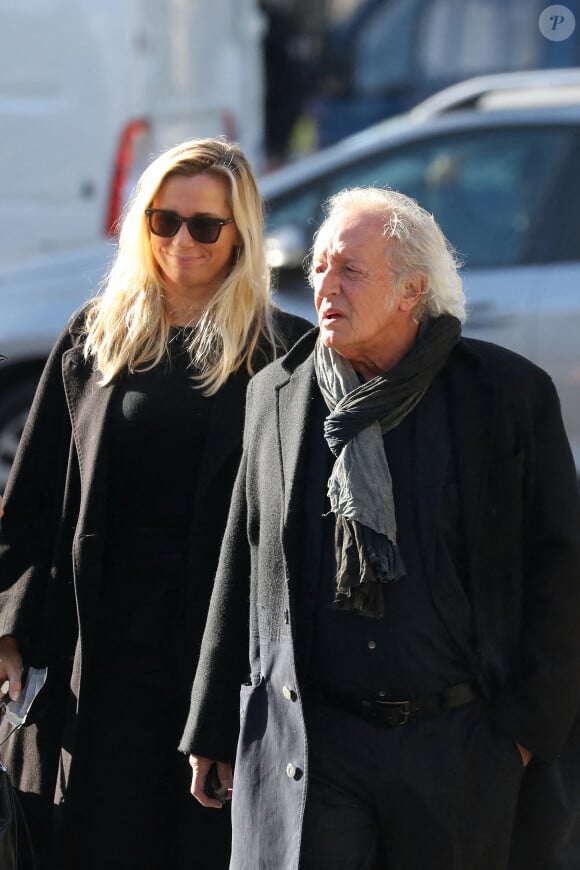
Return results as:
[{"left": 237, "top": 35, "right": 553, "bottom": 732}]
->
[{"left": 314, "top": 314, "right": 462, "bottom": 618}]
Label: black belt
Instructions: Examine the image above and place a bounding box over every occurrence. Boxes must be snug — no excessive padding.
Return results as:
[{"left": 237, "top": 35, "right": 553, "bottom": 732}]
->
[{"left": 308, "top": 680, "right": 480, "bottom": 726}]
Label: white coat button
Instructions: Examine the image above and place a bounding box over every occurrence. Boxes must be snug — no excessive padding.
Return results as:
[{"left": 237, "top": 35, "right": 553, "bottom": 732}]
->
[
  {"left": 368, "top": 640, "right": 376, "bottom": 650},
  {"left": 286, "top": 763, "right": 296, "bottom": 779},
  {"left": 282, "top": 685, "right": 292, "bottom": 700}
]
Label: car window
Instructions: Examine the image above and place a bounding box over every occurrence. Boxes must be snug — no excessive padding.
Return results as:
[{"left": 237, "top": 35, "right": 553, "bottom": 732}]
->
[
  {"left": 266, "top": 126, "right": 580, "bottom": 269},
  {"left": 264, "top": 187, "right": 322, "bottom": 235}
]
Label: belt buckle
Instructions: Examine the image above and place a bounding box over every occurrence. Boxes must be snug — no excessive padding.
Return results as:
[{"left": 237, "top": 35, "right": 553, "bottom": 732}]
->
[{"left": 376, "top": 698, "right": 410, "bottom": 725}]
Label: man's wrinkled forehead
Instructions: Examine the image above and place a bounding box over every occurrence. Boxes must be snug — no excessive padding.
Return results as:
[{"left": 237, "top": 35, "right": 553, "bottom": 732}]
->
[
  {"left": 312, "top": 219, "right": 335, "bottom": 259},
  {"left": 313, "top": 210, "right": 385, "bottom": 260},
  {"left": 313, "top": 212, "right": 361, "bottom": 256}
]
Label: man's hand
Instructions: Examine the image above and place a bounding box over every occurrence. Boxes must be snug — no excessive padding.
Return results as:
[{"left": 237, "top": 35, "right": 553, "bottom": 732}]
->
[
  {"left": 517, "top": 743, "right": 533, "bottom": 767},
  {"left": 189, "top": 755, "right": 233, "bottom": 808},
  {"left": 0, "top": 635, "right": 23, "bottom": 701}
]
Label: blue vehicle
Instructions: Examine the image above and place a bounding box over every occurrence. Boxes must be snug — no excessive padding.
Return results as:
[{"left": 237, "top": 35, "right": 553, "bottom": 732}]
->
[{"left": 315, "top": 0, "right": 580, "bottom": 146}]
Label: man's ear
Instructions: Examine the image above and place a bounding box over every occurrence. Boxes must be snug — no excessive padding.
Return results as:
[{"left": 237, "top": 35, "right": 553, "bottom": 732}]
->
[{"left": 399, "top": 271, "right": 426, "bottom": 312}]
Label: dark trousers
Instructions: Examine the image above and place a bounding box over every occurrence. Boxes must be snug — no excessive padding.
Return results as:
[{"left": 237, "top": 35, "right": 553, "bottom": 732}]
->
[{"left": 300, "top": 696, "right": 525, "bottom": 870}]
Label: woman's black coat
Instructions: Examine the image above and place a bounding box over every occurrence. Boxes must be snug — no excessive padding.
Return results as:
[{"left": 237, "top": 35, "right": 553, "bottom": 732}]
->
[{"left": 0, "top": 305, "right": 311, "bottom": 864}]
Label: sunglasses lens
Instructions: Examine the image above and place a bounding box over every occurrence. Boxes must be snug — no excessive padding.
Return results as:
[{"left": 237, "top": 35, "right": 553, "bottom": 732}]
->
[
  {"left": 148, "top": 211, "right": 180, "bottom": 237},
  {"left": 146, "top": 210, "right": 230, "bottom": 243},
  {"left": 187, "top": 217, "right": 222, "bottom": 244}
]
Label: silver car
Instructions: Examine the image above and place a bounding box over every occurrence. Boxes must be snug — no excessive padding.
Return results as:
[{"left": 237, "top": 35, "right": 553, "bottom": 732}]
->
[{"left": 261, "top": 69, "right": 580, "bottom": 474}]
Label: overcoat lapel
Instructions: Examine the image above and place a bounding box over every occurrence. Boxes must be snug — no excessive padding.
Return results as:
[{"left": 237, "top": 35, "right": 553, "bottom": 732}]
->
[
  {"left": 445, "top": 342, "right": 497, "bottom": 560},
  {"left": 276, "top": 354, "right": 319, "bottom": 577},
  {"left": 194, "top": 367, "right": 249, "bottom": 505},
  {"left": 442, "top": 343, "right": 498, "bottom": 686},
  {"left": 62, "top": 345, "right": 115, "bottom": 536},
  {"left": 413, "top": 377, "right": 451, "bottom": 579},
  {"left": 61, "top": 345, "right": 116, "bottom": 703},
  {"left": 413, "top": 370, "right": 484, "bottom": 664}
]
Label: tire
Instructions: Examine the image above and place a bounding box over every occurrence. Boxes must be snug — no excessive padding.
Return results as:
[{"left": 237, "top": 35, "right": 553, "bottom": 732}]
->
[{"left": 0, "top": 376, "right": 40, "bottom": 490}]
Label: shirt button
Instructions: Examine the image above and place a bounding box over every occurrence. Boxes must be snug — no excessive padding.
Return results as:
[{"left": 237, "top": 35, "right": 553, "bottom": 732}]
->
[
  {"left": 286, "top": 763, "right": 296, "bottom": 779},
  {"left": 282, "top": 685, "right": 292, "bottom": 701},
  {"left": 378, "top": 690, "right": 386, "bottom": 698},
  {"left": 368, "top": 640, "right": 376, "bottom": 650}
]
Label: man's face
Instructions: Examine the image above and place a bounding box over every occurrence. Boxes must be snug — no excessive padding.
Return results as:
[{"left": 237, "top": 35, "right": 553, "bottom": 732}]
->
[{"left": 312, "top": 209, "right": 410, "bottom": 376}]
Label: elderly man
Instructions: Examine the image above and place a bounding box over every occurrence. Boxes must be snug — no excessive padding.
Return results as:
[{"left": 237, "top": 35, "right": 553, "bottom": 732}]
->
[{"left": 180, "top": 188, "right": 580, "bottom": 869}]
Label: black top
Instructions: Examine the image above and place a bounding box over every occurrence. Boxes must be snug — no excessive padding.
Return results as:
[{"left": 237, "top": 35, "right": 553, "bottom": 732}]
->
[
  {"left": 106, "top": 327, "right": 213, "bottom": 534},
  {"left": 98, "top": 327, "right": 214, "bottom": 650}
]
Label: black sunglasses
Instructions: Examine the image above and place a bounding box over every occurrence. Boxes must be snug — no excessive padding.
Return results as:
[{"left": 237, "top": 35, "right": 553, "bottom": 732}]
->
[{"left": 145, "top": 209, "right": 234, "bottom": 243}]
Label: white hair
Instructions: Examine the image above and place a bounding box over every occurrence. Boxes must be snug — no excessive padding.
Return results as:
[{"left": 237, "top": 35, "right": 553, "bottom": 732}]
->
[{"left": 310, "top": 187, "right": 466, "bottom": 323}]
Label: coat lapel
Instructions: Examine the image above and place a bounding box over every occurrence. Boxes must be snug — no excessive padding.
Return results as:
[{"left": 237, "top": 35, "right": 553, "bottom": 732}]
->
[
  {"left": 413, "top": 376, "right": 451, "bottom": 579},
  {"left": 194, "top": 367, "right": 249, "bottom": 503},
  {"left": 272, "top": 334, "right": 321, "bottom": 588},
  {"left": 445, "top": 342, "right": 497, "bottom": 559},
  {"left": 61, "top": 344, "right": 116, "bottom": 713},
  {"left": 62, "top": 345, "right": 115, "bottom": 535},
  {"left": 276, "top": 355, "right": 318, "bottom": 530}
]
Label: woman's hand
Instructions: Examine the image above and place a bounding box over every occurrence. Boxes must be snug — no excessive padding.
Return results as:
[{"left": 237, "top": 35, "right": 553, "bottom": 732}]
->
[{"left": 0, "top": 635, "right": 24, "bottom": 701}]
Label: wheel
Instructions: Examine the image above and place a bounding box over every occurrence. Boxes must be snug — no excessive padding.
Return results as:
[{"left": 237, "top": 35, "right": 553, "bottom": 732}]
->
[{"left": 0, "top": 376, "right": 40, "bottom": 490}]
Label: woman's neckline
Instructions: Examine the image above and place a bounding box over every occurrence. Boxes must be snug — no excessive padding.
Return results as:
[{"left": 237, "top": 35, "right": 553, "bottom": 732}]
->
[{"left": 169, "top": 324, "right": 197, "bottom": 335}]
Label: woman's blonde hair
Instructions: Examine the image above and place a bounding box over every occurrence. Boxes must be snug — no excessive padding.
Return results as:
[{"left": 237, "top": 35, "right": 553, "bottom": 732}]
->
[{"left": 83, "top": 138, "right": 276, "bottom": 393}]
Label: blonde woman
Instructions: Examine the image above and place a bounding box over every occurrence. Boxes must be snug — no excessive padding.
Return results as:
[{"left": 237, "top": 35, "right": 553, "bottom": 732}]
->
[{"left": 0, "top": 138, "right": 311, "bottom": 870}]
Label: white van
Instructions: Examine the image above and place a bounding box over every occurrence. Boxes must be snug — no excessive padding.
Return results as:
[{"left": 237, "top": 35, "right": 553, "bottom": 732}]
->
[
  {"left": 0, "top": 0, "right": 265, "bottom": 487},
  {"left": 0, "top": 0, "right": 264, "bottom": 264}
]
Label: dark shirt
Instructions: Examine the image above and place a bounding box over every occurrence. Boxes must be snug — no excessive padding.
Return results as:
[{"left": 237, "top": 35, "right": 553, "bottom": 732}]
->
[
  {"left": 306, "top": 377, "right": 474, "bottom": 701},
  {"left": 106, "top": 326, "right": 213, "bottom": 534},
  {"left": 97, "top": 327, "right": 214, "bottom": 653}
]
